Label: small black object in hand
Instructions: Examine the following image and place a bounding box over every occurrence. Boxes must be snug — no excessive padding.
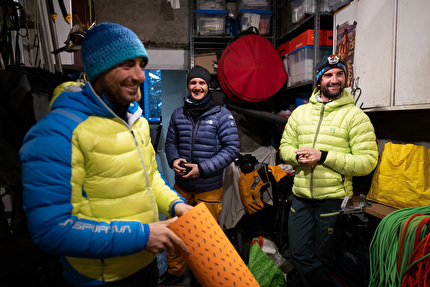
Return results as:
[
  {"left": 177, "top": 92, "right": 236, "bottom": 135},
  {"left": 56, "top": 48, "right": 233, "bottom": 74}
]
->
[{"left": 179, "top": 161, "right": 192, "bottom": 175}]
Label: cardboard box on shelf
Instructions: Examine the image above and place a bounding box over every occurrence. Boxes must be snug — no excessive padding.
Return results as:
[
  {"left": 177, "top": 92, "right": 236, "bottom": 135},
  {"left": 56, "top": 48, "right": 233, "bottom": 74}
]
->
[{"left": 195, "top": 52, "right": 218, "bottom": 74}]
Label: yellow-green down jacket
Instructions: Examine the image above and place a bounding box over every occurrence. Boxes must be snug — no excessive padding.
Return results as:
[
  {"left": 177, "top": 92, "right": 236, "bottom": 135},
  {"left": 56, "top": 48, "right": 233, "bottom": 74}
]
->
[
  {"left": 19, "top": 82, "right": 185, "bottom": 286},
  {"left": 279, "top": 88, "right": 378, "bottom": 200}
]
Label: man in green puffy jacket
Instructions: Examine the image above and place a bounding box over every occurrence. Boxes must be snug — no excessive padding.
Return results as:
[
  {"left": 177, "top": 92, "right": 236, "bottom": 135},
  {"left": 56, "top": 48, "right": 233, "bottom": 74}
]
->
[{"left": 279, "top": 54, "right": 378, "bottom": 287}]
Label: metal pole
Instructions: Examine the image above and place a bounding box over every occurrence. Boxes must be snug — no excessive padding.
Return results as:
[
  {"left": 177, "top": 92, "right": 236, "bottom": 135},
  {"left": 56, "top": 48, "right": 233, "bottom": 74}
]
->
[
  {"left": 313, "top": 0, "right": 322, "bottom": 89},
  {"left": 38, "top": 0, "right": 55, "bottom": 73},
  {"left": 190, "top": 0, "right": 195, "bottom": 68},
  {"left": 46, "top": 0, "right": 63, "bottom": 73}
]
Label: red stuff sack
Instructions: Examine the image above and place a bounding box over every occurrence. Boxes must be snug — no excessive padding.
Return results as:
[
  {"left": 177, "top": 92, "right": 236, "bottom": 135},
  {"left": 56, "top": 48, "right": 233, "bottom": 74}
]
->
[{"left": 218, "top": 27, "right": 287, "bottom": 103}]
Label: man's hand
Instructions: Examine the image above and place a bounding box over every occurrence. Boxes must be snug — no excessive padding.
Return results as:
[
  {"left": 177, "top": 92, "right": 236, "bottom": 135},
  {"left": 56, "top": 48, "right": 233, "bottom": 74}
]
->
[
  {"left": 182, "top": 163, "right": 200, "bottom": 180},
  {"left": 295, "top": 147, "right": 322, "bottom": 167},
  {"left": 173, "top": 159, "right": 188, "bottom": 175},
  {"left": 174, "top": 202, "right": 193, "bottom": 217},
  {"left": 173, "top": 159, "right": 200, "bottom": 179},
  {"left": 145, "top": 217, "right": 189, "bottom": 254}
]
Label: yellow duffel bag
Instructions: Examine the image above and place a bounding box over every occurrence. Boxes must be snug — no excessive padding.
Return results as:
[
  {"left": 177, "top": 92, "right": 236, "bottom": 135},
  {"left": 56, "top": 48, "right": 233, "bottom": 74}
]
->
[{"left": 367, "top": 142, "right": 430, "bottom": 209}]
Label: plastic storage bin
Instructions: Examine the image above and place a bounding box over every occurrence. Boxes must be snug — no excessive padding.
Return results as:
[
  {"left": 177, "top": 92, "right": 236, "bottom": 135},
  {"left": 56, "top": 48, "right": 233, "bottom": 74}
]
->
[
  {"left": 237, "top": 0, "right": 271, "bottom": 10},
  {"left": 195, "top": 10, "right": 228, "bottom": 36},
  {"left": 239, "top": 9, "right": 273, "bottom": 35},
  {"left": 289, "top": 0, "right": 331, "bottom": 24},
  {"left": 285, "top": 46, "right": 332, "bottom": 86},
  {"left": 196, "top": 0, "right": 226, "bottom": 10},
  {"left": 328, "top": 0, "right": 352, "bottom": 12}
]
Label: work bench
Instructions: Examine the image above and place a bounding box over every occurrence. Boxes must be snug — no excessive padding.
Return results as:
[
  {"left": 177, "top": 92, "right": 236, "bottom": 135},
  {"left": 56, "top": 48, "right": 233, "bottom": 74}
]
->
[
  {"left": 348, "top": 195, "right": 398, "bottom": 220},
  {"left": 365, "top": 201, "right": 397, "bottom": 219}
]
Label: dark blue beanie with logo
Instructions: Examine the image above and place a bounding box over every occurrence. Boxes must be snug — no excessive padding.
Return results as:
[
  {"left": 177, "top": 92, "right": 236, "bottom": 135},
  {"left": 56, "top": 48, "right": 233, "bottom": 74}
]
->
[
  {"left": 315, "top": 54, "right": 346, "bottom": 83},
  {"left": 81, "top": 22, "right": 149, "bottom": 83}
]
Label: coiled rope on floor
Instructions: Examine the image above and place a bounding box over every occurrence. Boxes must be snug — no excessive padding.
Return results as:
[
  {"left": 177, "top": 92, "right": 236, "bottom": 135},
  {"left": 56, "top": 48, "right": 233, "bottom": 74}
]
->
[{"left": 369, "top": 206, "right": 430, "bottom": 287}]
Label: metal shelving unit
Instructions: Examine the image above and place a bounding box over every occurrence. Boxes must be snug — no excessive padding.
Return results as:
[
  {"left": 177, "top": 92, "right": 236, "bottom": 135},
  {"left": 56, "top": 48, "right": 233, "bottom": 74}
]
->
[
  {"left": 277, "top": 0, "right": 333, "bottom": 91},
  {"left": 190, "top": 0, "right": 277, "bottom": 68}
]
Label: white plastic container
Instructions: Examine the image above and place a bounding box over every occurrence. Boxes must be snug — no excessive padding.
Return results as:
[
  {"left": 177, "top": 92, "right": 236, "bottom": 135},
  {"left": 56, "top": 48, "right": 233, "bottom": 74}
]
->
[
  {"left": 286, "top": 46, "right": 332, "bottom": 86},
  {"left": 289, "top": 0, "right": 331, "bottom": 24},
  {"left": 328, "top": 0, "right": 352, "bottom": 12},
  {"left": 237, "top": 0, "right": 271, "bottom": 10},
  {"left": 195, "top": 10, "right": 228, "bottom": 36},
  {"left": 239, "top": 9, "right": 273, "bottom": 35},
  {"left": 196, "top": 0, "right": 226, "bottom": 10}
]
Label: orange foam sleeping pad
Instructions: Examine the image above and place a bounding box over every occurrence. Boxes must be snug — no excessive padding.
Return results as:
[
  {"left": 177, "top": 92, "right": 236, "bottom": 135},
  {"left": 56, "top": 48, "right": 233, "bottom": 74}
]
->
[{"left": 168, "top": 203, "right": 260, "bottom": 287}]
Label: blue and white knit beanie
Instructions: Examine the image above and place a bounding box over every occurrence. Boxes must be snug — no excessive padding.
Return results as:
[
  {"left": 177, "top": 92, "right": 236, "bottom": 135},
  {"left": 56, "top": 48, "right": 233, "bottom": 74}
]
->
[
  {"left": 81, "top": 22, "right": 149, "bottom": 83},
  {"left": 315, "top": 54, "right": 346, "bottom": 84}
]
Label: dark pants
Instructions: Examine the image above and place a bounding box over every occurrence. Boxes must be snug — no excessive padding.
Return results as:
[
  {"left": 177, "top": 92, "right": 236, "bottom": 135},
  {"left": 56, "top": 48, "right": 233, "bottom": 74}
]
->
[
  {"left": 288, "top": 196, "right": 342, "bottom": 287},
  {"left": 108, "top": 258, "right": 159, "bottom": 287}
]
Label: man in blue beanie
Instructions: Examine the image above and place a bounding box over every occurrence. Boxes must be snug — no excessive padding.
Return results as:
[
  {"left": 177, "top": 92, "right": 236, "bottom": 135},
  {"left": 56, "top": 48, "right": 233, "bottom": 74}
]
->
[
  {"left": 19, "top": 22, "right": 193, "bottom": 286},
  {"left": 279, "top": 54, "right": 378, "bottom": 287}
]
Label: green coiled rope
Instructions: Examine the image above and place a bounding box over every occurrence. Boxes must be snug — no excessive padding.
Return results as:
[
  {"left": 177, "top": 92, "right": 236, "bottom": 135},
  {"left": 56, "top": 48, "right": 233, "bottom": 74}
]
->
[{"left": 369, "top": 205, "right": 430, "bottom": 287}]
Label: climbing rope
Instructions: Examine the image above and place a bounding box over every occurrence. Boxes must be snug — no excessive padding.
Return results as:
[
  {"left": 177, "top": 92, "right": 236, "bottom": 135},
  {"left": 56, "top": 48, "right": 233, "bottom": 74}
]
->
[{"left": 369, "top": 206, "right": 430, "bottom": 287}]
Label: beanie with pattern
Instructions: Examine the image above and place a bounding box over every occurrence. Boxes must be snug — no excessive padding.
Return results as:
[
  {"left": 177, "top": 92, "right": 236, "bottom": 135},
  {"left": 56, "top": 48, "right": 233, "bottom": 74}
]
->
[
  {"left": 81, "top": 22, "right": 149, "bottom": 83},
  {"left": 315, "top": 54, "right": 346, "bottom": 84}
]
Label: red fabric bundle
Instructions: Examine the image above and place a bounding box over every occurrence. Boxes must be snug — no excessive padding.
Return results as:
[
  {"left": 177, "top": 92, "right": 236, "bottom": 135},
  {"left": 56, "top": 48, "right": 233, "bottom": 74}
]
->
[{"left": 218, "top": 33, "right": 287, "bottom": 103}]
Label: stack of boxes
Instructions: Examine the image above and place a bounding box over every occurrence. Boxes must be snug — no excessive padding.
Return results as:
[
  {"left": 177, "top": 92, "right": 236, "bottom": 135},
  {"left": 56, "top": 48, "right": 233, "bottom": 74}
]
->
[
  {"left": 194, "top": 0, "right": 274, "bottom": 36},
  {"left": 277, "top": 29, "right": 333, "bottom": 87},
  {"left": 278, "top": 0, "right": 351, "bottom": 88},
  {"left": 289, "top": 0, "right": 352, "bottom": 24},
  {"left": 193, "top": 0, "right": 275, "bottom": 74},
  {"left": 194, "top": 0, "right": 229, "bottom": 73},
  {"left": 289, "top": 0, "right": 331, "bottom": 24}
]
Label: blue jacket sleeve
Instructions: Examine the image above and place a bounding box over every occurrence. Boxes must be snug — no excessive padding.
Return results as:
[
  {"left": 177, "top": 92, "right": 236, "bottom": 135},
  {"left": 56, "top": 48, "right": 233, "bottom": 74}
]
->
[{"left": 165, "top": 109, "right": 181, "bottom": 167}]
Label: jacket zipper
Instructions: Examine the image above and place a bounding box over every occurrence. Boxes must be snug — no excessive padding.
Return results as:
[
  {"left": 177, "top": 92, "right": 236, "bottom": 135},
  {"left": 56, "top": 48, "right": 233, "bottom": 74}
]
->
[
  {"left": 131, "top": 130, "right": 158, "bottom": 222},
  {"left": 341, "top": 174, "right": 346, "bottom": 193},
  {"left": 93, "top": 81, "right": 157, "bottom": 222},
  {"left": 187, "top": 104, "right": 219, "bottom": 164},
  {"left": 310, "top": 102, "right": 326, "bottom": 199}
]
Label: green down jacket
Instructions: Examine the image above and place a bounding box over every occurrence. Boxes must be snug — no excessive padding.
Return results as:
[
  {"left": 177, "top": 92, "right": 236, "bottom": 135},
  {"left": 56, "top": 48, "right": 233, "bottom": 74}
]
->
[{"left": 279, "top": 88, "right": 378, "bottom": 200}]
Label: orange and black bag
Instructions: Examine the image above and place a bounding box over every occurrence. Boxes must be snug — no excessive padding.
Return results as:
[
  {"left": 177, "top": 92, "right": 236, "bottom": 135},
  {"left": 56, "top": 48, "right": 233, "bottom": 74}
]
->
[{"left": 239, "top": 164, "right": 288, "bottom": 215}]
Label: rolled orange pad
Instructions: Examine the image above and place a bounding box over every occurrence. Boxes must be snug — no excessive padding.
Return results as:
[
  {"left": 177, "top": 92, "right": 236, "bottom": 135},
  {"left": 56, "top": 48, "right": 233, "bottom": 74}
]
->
[{"left": 168, "top": 203, "right": 260, "bottom": 287}]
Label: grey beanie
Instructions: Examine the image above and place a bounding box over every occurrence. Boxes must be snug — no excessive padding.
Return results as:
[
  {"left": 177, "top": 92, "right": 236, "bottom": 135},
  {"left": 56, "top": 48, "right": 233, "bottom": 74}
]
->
[{"left": 186, "top": 65, "right": 211, "bottom": 86}]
